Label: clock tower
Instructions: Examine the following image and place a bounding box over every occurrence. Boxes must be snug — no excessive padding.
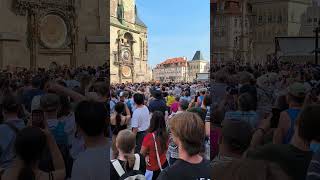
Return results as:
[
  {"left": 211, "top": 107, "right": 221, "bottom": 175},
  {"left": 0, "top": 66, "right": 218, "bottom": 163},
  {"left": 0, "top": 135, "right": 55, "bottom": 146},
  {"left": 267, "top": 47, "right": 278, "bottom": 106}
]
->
[{"left": 110, "top": 0, "right": 151, "bottom": 83}]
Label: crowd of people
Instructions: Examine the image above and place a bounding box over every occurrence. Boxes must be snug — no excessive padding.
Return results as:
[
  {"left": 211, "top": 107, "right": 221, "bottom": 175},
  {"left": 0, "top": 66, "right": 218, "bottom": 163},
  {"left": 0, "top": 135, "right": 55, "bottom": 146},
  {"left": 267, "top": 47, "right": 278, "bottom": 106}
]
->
[
  {"left": 1, "top": 60, "right": 320, "bottom": 180},
  {"left": 109, "top": 81, "right": 211, "bottom": 180},
  {"left": 0, "top": 63, "right": 110, "bottom": 180},
  {"left": 210, "top": 62, "right": 320, "bottom": 180}
]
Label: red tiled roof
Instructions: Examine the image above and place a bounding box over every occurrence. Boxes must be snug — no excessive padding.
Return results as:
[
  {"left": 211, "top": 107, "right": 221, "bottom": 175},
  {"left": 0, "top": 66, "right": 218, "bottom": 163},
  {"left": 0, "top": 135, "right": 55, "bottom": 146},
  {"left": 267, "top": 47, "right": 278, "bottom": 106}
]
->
[{"left": 160, "top": 57, "right": 187, "bottom": 65}]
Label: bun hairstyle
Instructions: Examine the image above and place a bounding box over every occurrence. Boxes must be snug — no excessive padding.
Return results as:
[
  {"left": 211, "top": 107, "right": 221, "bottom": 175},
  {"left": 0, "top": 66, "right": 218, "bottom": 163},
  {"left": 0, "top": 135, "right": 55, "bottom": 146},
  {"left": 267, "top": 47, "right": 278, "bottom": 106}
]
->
[
  {"left": 15, "top": 127, "right": 47, "bottom": 180},
  {"left": 116, "top": 130, "right": 136, "bottom": 169}
]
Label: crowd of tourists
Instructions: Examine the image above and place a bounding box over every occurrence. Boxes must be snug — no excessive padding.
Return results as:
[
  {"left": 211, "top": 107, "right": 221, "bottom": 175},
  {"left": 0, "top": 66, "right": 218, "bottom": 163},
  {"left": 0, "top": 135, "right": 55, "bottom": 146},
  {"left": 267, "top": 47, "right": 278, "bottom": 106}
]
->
[
  {"left": 109, "top": 81, "right": 211, "bottom": 179},
  {"left": 210, "top": 62, "right": 320, "bottom": 180},
  {"left": 1, "top": 60, "right": 320, "bottom": 180},
  {"left": 0, "top": 63, "right": 110, "bottom": 180}
]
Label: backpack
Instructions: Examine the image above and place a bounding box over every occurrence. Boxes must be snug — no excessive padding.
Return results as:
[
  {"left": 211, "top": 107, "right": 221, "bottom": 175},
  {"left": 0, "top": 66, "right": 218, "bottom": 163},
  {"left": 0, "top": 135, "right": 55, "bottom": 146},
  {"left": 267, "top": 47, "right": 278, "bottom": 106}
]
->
[
  {"left": 40, "top": 121, "right": 73, "bottom": 178},
  {"left": 111, "top": 154, "right": 146, "bottom": 180}
]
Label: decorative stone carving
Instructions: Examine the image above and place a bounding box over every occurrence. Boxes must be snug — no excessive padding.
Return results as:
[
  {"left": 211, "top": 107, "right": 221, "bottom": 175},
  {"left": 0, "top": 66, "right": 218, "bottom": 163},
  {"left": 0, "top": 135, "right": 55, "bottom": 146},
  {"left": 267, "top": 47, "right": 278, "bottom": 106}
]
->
[{"left": 11, "top": 0, "right": 77, "bottom": 69}]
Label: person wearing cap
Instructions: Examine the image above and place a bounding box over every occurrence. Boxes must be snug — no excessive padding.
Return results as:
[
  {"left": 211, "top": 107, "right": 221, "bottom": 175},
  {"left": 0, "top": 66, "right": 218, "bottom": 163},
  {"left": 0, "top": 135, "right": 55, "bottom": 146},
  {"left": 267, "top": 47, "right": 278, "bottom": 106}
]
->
[
  {"left": 148, "top": 90, "right": 167, "bottom": 115},
  {"left": 211, "top": 120, "right": 253, "bottom": 168},
  {"left": 273, "top": 82, "right": 306, "bottom": 144}
]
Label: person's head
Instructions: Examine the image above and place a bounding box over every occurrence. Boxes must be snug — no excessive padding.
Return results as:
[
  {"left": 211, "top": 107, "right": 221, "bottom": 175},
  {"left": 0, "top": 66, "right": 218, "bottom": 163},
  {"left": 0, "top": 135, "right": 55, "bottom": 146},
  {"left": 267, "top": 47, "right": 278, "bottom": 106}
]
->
[
  {"left": 238, "top": 93, "right": 256, "bottom": 111},
  {"left": 114, "top": 102, "right": 125, "bottom": 114},
  {"left": 169, "top": 112, "right": 205, "bottom": 157},
  {"left": 287, "top": 82, "right": 306, "bottom": 106},
  {"left": 238, "top": 71, "right": 253, "bottom": 85},
  {"left": 179, "top": 99, "right": 189, "bottom": 111},
  {"left": 31, "top": 75, "right": 42, "bottom": 88},
  {"left": 116, "top": 130, "right": 136, "bottom": 169},
  {"left": 94, "top": 82, "right": 108, "bottom": 98},
  {"left": 175, "top": 95, "right": 180, "bottom": 102},
  {"left": 153, "top": 90, "right": 162, "bottom": 99},
  {"left": 220, "top": 120, "right": 253, "bottom": 156},
  {"left": 15, "top": 127, "right": 47, "bottom": 180},
  {"left": 148, "top": 111, "right": 168, "bottom": 153},
  {"left": 212, "top": 159, "right": 292, "bottom": 180},
  {"left": 295, "top": 104, "right": 320, "bottom": 144},
  {"left": 75, "top": 100, "right": 108, "bottom": 138},
  {"left": 40, "top": 93, "right": 60, "bottom": 114},
  {"left": 111, "top": 91, "right": 117, "bottom": 99},
  {"left": 133, "top": 93, "right": 144, "bottom": 105}
]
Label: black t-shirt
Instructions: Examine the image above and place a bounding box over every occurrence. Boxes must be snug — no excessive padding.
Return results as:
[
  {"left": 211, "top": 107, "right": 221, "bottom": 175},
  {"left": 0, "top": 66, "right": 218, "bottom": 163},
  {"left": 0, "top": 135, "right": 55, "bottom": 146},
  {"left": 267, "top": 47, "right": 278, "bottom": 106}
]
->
[
  {"left": 157, "top": 158, "right": 211, "bottom": 180},
  {"left": 110, "top": 153, "right": 146, "bottom": 180},
  {"left": 247, "top": 144, "right": 313, "bottom": 180}
]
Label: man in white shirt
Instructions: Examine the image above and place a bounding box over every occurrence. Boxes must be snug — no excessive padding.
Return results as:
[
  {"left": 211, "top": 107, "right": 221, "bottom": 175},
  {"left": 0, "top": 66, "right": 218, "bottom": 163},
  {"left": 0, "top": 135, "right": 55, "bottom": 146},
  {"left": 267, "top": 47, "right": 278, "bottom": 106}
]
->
[{"left": 131, "top": 93, "right": 150, "bottom": 153}]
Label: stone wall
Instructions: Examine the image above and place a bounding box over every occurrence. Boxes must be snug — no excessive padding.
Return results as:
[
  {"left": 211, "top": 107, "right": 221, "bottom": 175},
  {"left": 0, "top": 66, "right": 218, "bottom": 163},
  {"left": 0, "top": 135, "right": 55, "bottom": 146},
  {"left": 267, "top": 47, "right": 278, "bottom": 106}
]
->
[{"left": 0, "top": 0, "right": 107, "bottom": 69}]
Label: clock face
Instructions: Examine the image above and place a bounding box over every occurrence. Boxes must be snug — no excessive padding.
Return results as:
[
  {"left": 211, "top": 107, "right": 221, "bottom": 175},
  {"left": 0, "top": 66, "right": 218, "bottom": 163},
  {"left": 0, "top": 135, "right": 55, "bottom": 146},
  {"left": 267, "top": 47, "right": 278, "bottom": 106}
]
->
[
  {"left": 122, "top": 66, "right": 131, "bottom": 77},
  {"left": 121, "top": 49, "right": 131, "bottom": 61}
]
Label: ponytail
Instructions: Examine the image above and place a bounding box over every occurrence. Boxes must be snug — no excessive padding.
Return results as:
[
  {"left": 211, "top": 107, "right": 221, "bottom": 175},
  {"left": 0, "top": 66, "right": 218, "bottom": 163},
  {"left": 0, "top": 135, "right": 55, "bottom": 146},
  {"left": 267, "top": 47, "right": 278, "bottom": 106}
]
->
[
  {"left": 18, "top": 162, "right": 35, "bottom": 180},
  {"left": 123, "top": 153, "right": 136, "bottom": 170},
  {"left": 116, "top": 113, "right": 121, "bottom": 127}
]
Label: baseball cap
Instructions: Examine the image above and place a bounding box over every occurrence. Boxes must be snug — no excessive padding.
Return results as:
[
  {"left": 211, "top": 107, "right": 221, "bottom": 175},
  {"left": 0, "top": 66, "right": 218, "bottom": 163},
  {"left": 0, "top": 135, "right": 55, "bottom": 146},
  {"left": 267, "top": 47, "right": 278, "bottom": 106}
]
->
[{"left": 287, "top": 82, "right": 306, "bottom": 98}]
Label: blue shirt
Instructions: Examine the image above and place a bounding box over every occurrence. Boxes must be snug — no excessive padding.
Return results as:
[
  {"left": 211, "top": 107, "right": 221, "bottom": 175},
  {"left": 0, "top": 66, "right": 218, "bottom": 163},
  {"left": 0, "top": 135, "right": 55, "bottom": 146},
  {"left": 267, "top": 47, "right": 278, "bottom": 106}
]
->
[{"left": 0, "top": 119, "right": 26, "bottom": 169}]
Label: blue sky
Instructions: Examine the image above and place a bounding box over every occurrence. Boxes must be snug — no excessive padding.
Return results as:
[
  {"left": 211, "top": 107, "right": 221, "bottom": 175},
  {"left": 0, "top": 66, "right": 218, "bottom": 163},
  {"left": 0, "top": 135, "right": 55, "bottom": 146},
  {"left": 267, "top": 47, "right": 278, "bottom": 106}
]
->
[{"left": 135, "top": 0, "right": 210, "bottom": 67}]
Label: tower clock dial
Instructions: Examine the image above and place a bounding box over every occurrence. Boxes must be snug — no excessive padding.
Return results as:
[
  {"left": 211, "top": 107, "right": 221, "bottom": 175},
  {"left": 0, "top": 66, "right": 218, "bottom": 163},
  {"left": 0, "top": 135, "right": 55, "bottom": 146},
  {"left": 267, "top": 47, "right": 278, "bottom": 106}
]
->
[{"left": 121, "top": 49, "right": 131, "bottom": 61}]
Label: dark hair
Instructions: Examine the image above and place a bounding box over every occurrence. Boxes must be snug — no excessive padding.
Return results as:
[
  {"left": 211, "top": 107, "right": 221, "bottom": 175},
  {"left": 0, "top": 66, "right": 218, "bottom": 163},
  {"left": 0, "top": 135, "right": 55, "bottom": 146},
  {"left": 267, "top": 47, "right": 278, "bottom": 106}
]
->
[
  {"left": 133, "top": 93, "right": 144, "bottom": 105},
  {"left": 15, "top": 127, "right": 47, "bottom": 180},
  {"left": 238, "top": 93, "right": 256, "bottom": 111},
  {"left": 179, "top": 100, "right": 189, "bottom": 111},
  {"left": 297, "top": 105, "right": 320, "bottom": 142},
  {"left": 75, "top": 100, "right": 108, "bottom": 137},
  {"left": 203, "top": 95, "right": 212, "bottom": 107},
  {"left": 148, "top": 111, "right": 168, "bottom": 154},
  {"left": 114, "top": 102, "right": 125, "bottom": 127}
]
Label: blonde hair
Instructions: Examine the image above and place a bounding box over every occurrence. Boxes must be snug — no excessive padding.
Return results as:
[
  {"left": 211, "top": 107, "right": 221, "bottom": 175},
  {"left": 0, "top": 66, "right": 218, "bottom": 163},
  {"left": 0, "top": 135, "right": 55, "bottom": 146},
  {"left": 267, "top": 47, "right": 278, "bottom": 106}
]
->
[
  {"left": 116, "top": 130, "right": 136, "bottom": 169},
  {"left": 169, "top": 112, "right": 205, "bottom": 156}
]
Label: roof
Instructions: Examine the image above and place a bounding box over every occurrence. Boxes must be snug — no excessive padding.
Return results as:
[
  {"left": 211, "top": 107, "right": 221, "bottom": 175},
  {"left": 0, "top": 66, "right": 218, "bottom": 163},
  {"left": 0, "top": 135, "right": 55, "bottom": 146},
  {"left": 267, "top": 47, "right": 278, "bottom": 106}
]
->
[
  {"left": 192, "top": 51, "right": 205, "bottom": 61},
  {"left": 135, "top": 5, "right": 147, "bottom": 28},
  {"left": 160, "top": 57, "right": 187, "bottom": 65},
  {"left": 275, "top": 37, "right": 320, "bottom": 57}
]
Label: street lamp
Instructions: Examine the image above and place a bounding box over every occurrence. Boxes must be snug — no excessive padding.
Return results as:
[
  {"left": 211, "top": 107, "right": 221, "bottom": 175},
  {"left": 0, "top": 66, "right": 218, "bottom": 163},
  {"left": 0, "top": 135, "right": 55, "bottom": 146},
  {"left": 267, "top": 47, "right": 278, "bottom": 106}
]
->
[{"left": 314, "top": 20, "right": 320, "bottom": 65}]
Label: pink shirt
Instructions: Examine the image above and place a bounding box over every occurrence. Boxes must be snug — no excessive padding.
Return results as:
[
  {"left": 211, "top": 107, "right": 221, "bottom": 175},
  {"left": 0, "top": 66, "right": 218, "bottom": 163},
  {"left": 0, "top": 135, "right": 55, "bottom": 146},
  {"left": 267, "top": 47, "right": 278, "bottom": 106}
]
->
[{"left": 170, "top": 102, "right": 180, "bottom": 113}]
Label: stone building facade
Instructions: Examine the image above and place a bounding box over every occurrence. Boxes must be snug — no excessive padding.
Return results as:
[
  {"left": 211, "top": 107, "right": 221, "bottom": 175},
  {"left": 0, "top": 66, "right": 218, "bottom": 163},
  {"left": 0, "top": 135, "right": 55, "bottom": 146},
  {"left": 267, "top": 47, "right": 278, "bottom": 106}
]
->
[
  {"left": 110, "top": 0, "right": 151, "bottom": 83},
  {"left": 188, "top": 51, "right": 210, "bottom": 82},
  {"left": 300, "top": 1, "right": 320, "bottom": 36},
  {"left": 0, "top": 0, "right": 108, "bottom": 69},
  {"left": 212, "top": 0, "right": 253, "bottom": 63},
  {"left": 153, "top": 57, "right": 188, "bottom": 83},
  {"left": 250, "top": 0, "right": 312, "bottom": 63}
]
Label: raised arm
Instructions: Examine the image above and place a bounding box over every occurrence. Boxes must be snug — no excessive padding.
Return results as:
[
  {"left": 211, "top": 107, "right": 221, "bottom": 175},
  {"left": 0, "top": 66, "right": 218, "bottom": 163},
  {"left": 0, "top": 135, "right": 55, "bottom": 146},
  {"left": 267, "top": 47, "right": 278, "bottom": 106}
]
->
[{"left": 46, "top": 82, "right": 86, "bottom": 102}]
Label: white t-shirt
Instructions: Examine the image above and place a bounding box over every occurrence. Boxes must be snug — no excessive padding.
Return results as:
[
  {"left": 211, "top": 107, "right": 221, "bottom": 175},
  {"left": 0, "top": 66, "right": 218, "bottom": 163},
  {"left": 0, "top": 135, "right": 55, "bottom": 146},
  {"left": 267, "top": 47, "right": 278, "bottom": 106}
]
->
[
  {"left": 131, "top": 105, "right": 150, "bottom": 132},
  {"left": 71, "top": 144, "right": 110, "bottom": 180}
]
